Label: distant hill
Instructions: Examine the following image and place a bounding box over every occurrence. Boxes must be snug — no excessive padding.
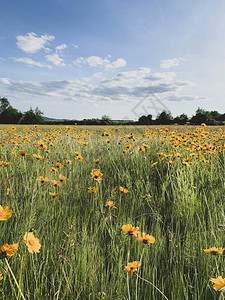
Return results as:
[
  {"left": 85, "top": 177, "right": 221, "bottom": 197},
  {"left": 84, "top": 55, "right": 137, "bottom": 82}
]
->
[{"left": 42, "top": 116, "right": 72, "bottom": 121}]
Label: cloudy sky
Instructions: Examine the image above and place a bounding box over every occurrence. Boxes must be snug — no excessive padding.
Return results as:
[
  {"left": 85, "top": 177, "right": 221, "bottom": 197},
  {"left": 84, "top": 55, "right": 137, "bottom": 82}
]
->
[{"left": 0, "top": 0, "right": 225, "bottom": 120}]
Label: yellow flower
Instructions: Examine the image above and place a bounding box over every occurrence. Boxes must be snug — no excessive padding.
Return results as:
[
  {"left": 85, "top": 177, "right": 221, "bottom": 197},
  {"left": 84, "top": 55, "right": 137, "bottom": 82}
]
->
[
  {"left": 24, "top": 232, "right": 41, "bottom": 254},
  {"left": 49, "top": 192, "right": 60, "bottom": 197},
  {"left": 151, "top": 162, "right": 158, "bottom": 167},
  {"left": 211, "top": 276, "right": 225, "bottom": 291},
  {"left": 54, "top": 163, "right": 63, "bottom": 169},
  {"left": 106, "top": 139, "right": 112, "bottom": 144},
  {"left": 124, "top": 261, "right": 141, "bottom": 276},
  {"left": 142, "top": 194, "right": 152, "bottom": 198},
  {"left": 77, "top": 155, "right": 83, "bottom": 161},
  {"left": 119, "top": 186, "right": 129, "bottom": 193},
  {"left": 59, "top": 174, "right": 68, "bottom": 182},
  {"left": 52, "top": 180, "right": 63, "bottom": 187},
  {"left": 136, "top": 232, "right": 155, "bottom": 245},
  {"left": 138, "top": 146, "right": 145, "bottom": 152},
  {"left": 122, "top": 224, "right": 140, "bottom": 236},
  {"left": 203, "top": 247, "right": 224, "bottom": 254},
  {"left": 51, "top": 167, "right": 58, "bottom": 172},
  {"left": 6, "top": 188, "right": 10, "bottom": 195},
  {"left": 105, "top": 201, "right": 115, "bottom": 207},
  {"left": 33, "top": 154, "right": 44, "bottom": 160},
  {"left": 93, "top": 159, "right": 100, "bottom": 163},
  {"left": 17, "top": 150, "right": 28, "bottom": 157},
  {"left": 0, "top": 205, "right": 12, "bottom": 221},
  {"left": 38, "top": 176, "right": 49, "bottom": 183},
  {"left": 0, "top": 272, "right": 3, "bottom": 280},
  {"left": 91, "top": 169, "right": 103, "bottom": 183},
  {"left": 66, "top": 160, "right": 72, "bottom": 165},
  {"left": 88, "top": 187, "right": 98, "bottom": 194},
  {"left": 0, "top": 243, "right": 18, "bottom": 258}
]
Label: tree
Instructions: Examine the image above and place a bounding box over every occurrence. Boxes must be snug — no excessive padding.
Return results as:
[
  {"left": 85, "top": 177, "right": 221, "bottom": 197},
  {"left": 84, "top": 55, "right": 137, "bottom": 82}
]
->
[
  {"left": 190, "top": 108, "right": 217, "bottom": 125},
  {"left": 155, "top": 110, "right": 173, "bottom": 125},
  {"left": 138, "top": 114, "right": 153, "bottom": 125},
  {"left": 20, "top": 107, "right": 44, "bottom": 124},
  {"left": 173, "top": 113, "right": 189, "bottom": 125},
  {"left": 0, "top": 97, "right": 10, "bottom": 112}
]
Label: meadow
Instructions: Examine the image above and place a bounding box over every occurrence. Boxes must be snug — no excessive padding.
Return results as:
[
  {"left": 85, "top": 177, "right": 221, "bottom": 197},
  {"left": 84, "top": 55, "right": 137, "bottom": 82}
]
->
[{"left": 0, "top": 124, "right": 224, "bottom": 299}]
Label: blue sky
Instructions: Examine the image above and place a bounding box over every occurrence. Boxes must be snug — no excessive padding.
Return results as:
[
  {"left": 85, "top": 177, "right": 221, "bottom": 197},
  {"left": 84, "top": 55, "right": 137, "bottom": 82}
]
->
[{"left": 0, "top": 0, "right": 225, "bottom": 120}]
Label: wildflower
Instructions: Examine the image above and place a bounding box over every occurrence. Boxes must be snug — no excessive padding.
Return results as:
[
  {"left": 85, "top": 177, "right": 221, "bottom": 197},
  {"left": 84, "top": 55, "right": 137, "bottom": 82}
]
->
[
  {"left": 91, "top": 169, "right": 103, "bottom": 183},
  {"left": 54, "top": 163, "right": 63, "bottom": 169},
  {"left": 44, "top": 149, "right": 51, "bottom": 153},
  {"left": 211, "top": 276, "right": 225, "bottom": 291},
  {"left": 122, "top": 224, "right": 140, "bottom": 236},
  {"left": 136, "top": 232, "right": 155, "bottom": 245},
  {"left": 77, "top": 155, "right": 83, "bottom": 161},
  {"left": 33, "top": 154, "right": 44, "bottom": 160},
  {"left": 12, "top": 151, "right": 16, "bottom": 155},
  {"left": 51, "top": 167, "right": 58, "bottom": 172},
  {"left": 59, "top": 174, "right": 68, "bottom": 182},
  {"left": 93, "top": 159, "right": 100, "bottom": 163},
  {"left": 151, "top": 162, "right": 158, "bottom": 167},
  {"left": 0, "top": 205, "right": 12, "bottom": 221},
  {"left": 66, "top": 160, "right": 72, "bottom": 165},
  {"left": 124, "top": 144, "right": 132, "bottom": 149},
  {"left": 88, "top": 187, "right": 98, "bottom": 194},
  {"left": 201, "top": 123, "right": 206, "bottom": 127},
  {"left": 6, "top": 188, "right": 10, "bottom": 195},
  {"left": 38, "top": 176, "right": 49, "bottom": 183},
  {"left": 0, "top": 243, "right": 18, "bottom": 258},
  {"left": 106, "top": 139, "right": 112, "bottom": 144},
  {"left": 138, "top": 146, "right": 144, "bottom": 152},
  {"left": 105, "top": 201, "right": 115, "bottom": 207},
  {"left": 74, "top": 152, "right": 80, "bottom": 156},
  {"left": 203, "top": 247, "right": 224, "bottom": 254},
  {"left": 123, "top": 150, "right": 127, "bottom": 153},
  {"left": 49, "top": 192, "right": 60, "bottom": 197},
  {"left": 142, "top": 194, "right": 152, "bottom": 198},
  {"left": 17, "top": 150, "right": 28, "bottom": 157},
  {"left": 24, "top": 232, "right": 41, "bottom": 254},
  {"left": 119, "top": 186, "right": 129, "bottom": 193},
  {"left": 52, "top": 180, "right": 63, "bottom": 187},
  {"left": 124, "top": 261, "right": 141, "bottom": 276},
  {"left": 0, "top": 272, "right": 3, "bottom": 280}
]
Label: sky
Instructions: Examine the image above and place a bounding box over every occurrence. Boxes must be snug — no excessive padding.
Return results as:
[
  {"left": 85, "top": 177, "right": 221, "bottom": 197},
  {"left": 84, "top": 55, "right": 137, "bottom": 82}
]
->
[{"left": 0, "top": 0, "right": 225, "bottom": 120}]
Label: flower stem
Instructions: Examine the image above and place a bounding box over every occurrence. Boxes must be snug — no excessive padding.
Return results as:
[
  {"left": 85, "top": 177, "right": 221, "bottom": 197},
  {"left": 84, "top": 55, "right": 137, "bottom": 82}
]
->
[
  {"left": 5, "top": 258, "right": 26, "bottom": 300},
  {"left": 136, "top": 274, "right": 169, "bottom": 300}
]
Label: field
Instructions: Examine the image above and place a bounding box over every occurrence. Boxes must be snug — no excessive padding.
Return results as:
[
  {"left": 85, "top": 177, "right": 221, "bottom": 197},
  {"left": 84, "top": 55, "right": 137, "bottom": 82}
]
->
[{"left": 0, "top": 124, "right": 224, "bottom": 299}]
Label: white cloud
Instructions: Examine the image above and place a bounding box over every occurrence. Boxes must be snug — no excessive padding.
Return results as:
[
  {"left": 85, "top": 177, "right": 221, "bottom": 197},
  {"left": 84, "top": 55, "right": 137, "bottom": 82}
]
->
[
  {"left": 55, "top": 44, "right": 67, "bottom": 51},
  {"left": 45, "top": 53, "right": 65, "bottom": 67},
  {"left": 0, "top": 67, "right": 204, "bottom": 104},
  {"left": 72, "top": 44, "right": 79, "bottom": 49},
  {"left": 12, "top": 57, "right": 52, "bottom": 69},
  {"left": 16, "top": 32, "right": 55, "bottom": 53},
  {"left": 160, "top": 58, "right": 186, "bottom": 69},
  {"left": 0, "top": 57, "right": 6, "bottom": 61},
  {"left": 74, "top": 55, "right": 126, "bottom": 69}
]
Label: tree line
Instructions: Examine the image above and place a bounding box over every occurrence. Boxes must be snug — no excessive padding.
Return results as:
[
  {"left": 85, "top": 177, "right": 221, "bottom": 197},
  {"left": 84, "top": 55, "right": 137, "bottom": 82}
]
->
[{"left": 0, "top": 97, "right": 224, "bottom": 125}]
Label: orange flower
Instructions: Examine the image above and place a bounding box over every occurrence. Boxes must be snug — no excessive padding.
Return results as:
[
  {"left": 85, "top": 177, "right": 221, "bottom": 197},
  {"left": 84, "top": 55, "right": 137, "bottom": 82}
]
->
[
  {"left": 119, "top": 186, "right": 129, "bottom": 193},
  {"left": 6, "top": 188, "right": 10, "bottom": 195},
  {"left": 122, "top": 224, "right": 140, "bottom": 237},
  {"left": 138, "top": 146, "right": 144, "bottom": 152},
  {"left": 38, "top": 176, "right": 49, "bottom": 183},
  {"left": 136, "top": 232, "right": 155, "bottom": 245},
  {"left": 24, "top": 232, "right": 41, "bottom": 254},
  {"left": 49, "top": 192, "right": 60, "bottom": 197},
  {"left": 0, "top": 272, "right": 3, "bottom": 280},
  {"left": 88, "top": 187, "right": 98, "bottom": 194},
  {"left": 52, "top": 180, "right": 63, "bottom": 187},
  {"left": 59, "top": 174, "right": 68, "bottom": 182},
  {"left": 66, "top": 160, "right": 72, "bottom": 165},
  {"left": 93, "top": 159, "right": 100, "bottom": 163},
  {"left": 0, "top": 205, "right": 12, "bottom": 221},
  {"left": 0, "top": 243, "right": 18, "bottom": 257},
  {"left": 17, "top": 150, "right": 28, "bottom": 157},
  {"left": 124, "top": 261, "right": 141, "bottom": 276},
  {"left": 211, "top": 276, "right": 225, "bottom": 291},
  {"left": 151, "top": 162, "right": 158, "bottom": 167},
  {"left": 142, "top": 194, "right": 152, "bottom": 198},
  {"left": 105, "top": 201, "right": 115, "bottom": 207},
  {"left": 203, "top": 247, "right": 224, "bottom": 254},
  {"left": 91, "top": 169, "right": 103, "bottom": 183},
  {"left": 77, "top": 155, "right": 83, "bottom": 161},
  {"left": 33, "top": 154, "right": 44, "bottom": 160},
  {"left": 54, "top": 163, "right": 63, "bottom": 169}
]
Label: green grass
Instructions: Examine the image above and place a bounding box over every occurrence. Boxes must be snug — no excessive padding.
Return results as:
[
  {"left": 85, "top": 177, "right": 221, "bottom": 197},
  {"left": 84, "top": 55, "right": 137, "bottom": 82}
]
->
[{"left": 0, "top": 124, "right": 224, "bottom": 299}]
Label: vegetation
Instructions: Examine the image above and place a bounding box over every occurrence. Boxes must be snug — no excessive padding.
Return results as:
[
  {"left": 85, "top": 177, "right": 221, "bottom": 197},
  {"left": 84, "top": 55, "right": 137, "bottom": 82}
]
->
[
  {"left": 0, "top": 124, "right": 224, "bottom": 299},
  {"left": 1, "top": 97, "right": 224, "bottom": 125}
]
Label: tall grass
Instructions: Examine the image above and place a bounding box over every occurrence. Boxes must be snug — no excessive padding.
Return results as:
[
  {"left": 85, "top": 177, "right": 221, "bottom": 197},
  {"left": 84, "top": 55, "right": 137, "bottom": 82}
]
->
[{"left": 0, "top": 124, "right": 224, "bottom": 299}]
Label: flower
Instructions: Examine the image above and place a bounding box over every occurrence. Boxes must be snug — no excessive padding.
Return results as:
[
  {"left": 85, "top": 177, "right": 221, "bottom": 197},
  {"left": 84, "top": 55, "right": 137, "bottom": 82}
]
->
[
  {"left": 59, "top": 174, "right": 68, "bottom": 182},
  {"left": 138, "top": 146, "right": 145, "bottom": 152},
  {"left": 49, "top": 192, "right": 60, "bottom": 197},
  {"left": 142, "top": 194, "right": 152, "bottom": 198},
  {"left": 52, "top": 180, "right": 62, "bottom": 187},
  {"left": 33, "top": 154, "right": 44, "bottom": 160},
  {"left": 24, "top": 232, "right": 41, "bottom": 254},
  {"left": 51, "top": 167, "right": 58, "bottom": 172},
  {"left": 0, "top": 272, "right": 3, "bottom": 280},
  {"left": 124, "top": 261, "right": 141, "bottom": 276},
  {"left": 203, "top": 247, "right": 224, "bottom": 254},
  {"left": 119, "top": 186, "right": 129, "bottom": 193},
  {"left": 0, "top": 243, "right": 18, "bottom": 258},
  {"left": 17, "top": 150, "right": 28, "bottom": 157},
  {"left": 54, "top": 163, "right": 63, "bottom": 169},
  {"left": 0, "top": 205, "right": 12, "bottom": 221},
  {"left": 211, "top": 276, "right": 225, "bottom": 291},
  {"left": 105, "top": 201, "right": 115, "bottom": 207},
  {"left": 66, "top": 160, "right": 72, "bottom": 165},
  {"left": 151, "top": 162, "right": 158, "bottom": 167},
  {"left": 91, "top": 169, "right": 103, "bottom": 183},
  {"left": 93, "top": 159, "right": 100, "bottom": 163},
  {"left": 38, "top": 176, "right": 49, "bottom": 183},
  {"left": 6, "top": 188, "right": 10, "bottom": 195},
  {"left": 77, "top": 155, "right": 83, "bottom": 161},
  {"left": 122, "top": 224, "right": 140, "bottom": 236},
  {"left": 88, "top": 187, "right": 98, "bottom": 194},
  {"left": 136, "top": 232, "right": 155, "bottom": 245}
]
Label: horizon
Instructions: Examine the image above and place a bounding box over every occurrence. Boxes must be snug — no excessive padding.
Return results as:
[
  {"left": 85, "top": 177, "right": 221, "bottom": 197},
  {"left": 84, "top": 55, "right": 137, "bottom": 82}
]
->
[{"left": 1, "top": 0, "right": 225, "bottom": 120}]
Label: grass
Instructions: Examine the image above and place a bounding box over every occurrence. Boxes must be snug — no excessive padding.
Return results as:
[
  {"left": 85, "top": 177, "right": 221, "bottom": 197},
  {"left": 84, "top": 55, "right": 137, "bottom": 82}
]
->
[{"left": 0, "top": 124, "right": 224, "bottom": 299}]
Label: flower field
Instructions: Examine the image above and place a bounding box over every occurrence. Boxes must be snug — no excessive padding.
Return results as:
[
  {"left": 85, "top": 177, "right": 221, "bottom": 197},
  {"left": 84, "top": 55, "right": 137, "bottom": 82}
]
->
[{"left": 0, "top": 124, "right": 224, "bottom": 299}]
